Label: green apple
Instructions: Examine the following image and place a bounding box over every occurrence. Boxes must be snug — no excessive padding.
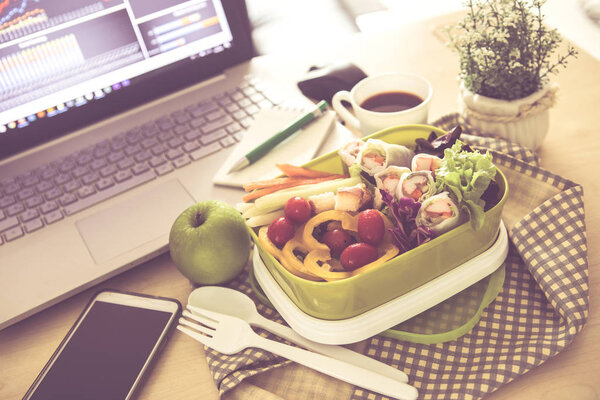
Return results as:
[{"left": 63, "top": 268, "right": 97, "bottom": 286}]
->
[{"left": 169, "top": 200, "right": 251, "bottom": 285}]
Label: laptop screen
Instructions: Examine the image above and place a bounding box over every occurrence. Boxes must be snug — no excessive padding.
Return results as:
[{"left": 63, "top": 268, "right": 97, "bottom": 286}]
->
[{"left": 0, "top": 0, "right": 254, "bottom": 160}]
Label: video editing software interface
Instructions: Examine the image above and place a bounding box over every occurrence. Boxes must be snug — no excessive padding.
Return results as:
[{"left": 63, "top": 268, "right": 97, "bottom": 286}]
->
[{"left": 0, "top": 0, "right": 233, "bottom": 133}]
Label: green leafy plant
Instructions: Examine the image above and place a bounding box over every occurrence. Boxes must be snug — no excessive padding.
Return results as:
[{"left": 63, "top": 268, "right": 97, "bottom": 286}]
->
[{"left": 448, "top": 0, "right": 577, "bottom": 100}]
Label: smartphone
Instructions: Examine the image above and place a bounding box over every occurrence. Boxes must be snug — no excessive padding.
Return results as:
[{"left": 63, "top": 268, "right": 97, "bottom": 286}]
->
[{"left": 23, "top": 290, "right": 181, "bottom": 400}]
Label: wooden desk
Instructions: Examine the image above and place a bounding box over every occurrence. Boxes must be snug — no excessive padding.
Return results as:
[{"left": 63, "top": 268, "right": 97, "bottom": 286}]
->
[{"left": 1, "top": 12, "right": 598, "bottom": 400}]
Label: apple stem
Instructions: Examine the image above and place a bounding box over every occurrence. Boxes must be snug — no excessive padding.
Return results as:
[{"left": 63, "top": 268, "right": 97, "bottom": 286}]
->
[{"left": 194, "top": 211, "right": 205, "bottom": 228}]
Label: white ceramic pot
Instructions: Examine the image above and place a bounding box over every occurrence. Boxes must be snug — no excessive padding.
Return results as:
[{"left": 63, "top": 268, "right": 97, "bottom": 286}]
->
[{"left": 458, "top": 81, "right": 557, "bottom": 150}]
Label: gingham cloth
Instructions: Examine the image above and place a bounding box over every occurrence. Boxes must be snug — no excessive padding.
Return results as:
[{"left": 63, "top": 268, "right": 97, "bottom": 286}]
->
[{"left": 201, "top": 113, "right": 588, "bottom": 400}]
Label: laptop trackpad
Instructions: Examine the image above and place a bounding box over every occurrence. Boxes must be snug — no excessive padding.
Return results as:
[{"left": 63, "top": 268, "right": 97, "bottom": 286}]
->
[{"left": 76, "top": 180, "right": 195, "bottom": 264}]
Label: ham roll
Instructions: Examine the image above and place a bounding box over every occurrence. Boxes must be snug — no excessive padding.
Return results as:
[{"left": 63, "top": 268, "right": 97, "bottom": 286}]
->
[
  {"left": 416, "top": 192, "right": 464, "bottom": 234},
  {"left": 357, "top": 139, "right": 413, "bottom": 176},
  {"left": 397, "top": 171, "right": 436, "bottom": 202}
]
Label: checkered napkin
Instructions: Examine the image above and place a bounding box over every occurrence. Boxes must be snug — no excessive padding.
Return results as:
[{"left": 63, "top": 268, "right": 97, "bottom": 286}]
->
[{"left": 202, "top": 113, "right": 588, "bottom": 400}]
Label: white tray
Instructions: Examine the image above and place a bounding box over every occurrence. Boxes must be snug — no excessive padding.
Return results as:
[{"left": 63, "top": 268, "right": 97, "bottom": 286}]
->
[{"left": 253, "top": 221, "right": 508, "bottom": 345}]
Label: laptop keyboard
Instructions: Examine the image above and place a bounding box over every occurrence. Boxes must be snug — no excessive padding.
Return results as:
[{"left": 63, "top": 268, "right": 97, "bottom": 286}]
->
[{"left": 0, "top": 77, "right": 278, "bottom": 245}]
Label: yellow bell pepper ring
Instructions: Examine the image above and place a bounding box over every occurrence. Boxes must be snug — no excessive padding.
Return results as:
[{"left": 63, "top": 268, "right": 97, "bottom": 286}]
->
[
  {"left": 304, "top": 249, "right": 352, "bottom": 282},
  {"left": 302, "top": 210, "right": 359, "bottom": 251},
  {"left": 281, "top": 226, "right": 322, "bottom": 281}
]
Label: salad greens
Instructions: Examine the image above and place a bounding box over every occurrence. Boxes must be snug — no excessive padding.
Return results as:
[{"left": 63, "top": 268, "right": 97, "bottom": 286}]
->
[
  {"left": 380, "top": 190, "right": 436, "bottom": 253},
  {"left": 435, "top": 140, "right": 497, "bottom": 230}
]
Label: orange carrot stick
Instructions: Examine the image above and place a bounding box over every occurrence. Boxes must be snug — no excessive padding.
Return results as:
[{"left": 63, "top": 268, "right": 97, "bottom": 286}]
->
[
  {"left": 243, "top": 174, "right": 348, "bottom": 192},
  {"left": 275, "top": 163, "right": 335, "bottom": 178},
  {"left": 242, "top": 176, "right": 347, "bottom": 202}
]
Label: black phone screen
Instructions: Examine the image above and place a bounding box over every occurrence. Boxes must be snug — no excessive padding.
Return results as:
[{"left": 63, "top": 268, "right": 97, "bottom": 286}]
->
[{"left": 28, "top": 300, "right": 173, "bottom": 400}]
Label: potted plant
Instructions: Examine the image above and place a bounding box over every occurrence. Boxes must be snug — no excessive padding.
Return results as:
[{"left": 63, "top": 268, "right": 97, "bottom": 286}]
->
[{"left": 447, "top": 0, "right": 577, "bottom": 149}]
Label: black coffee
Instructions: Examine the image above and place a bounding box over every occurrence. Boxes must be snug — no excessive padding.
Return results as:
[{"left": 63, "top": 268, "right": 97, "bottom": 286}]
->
[{"left": 361, "top": 91, "right": 423, "bottom": 113}]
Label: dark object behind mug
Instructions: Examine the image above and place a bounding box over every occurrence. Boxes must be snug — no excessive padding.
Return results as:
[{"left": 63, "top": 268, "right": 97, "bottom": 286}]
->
[{"left": 297, "top": 62, "right": 368, "bottom": 104}]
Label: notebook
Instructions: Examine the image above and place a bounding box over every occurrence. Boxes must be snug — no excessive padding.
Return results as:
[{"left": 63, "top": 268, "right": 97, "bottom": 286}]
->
[
  {"left": 0, "top": 0, "right": 315, "bottom": 330},
  {"left": 213, "top": 108, "right": 336, "bottom": 187}
]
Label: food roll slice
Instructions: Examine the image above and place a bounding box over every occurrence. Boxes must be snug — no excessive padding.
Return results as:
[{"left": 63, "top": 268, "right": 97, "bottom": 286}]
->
[
  {"left": 397, "top": 171, "right": 436, "bottom": 202},
  {"left": 373, "top": 166, "right": 410, "bottom": 208},
  {"left": 357, "top": 138, "right": 413, "bottom": 175},
  {"left": 411, "top": 153, "right": 442, "bottom": 173},
  {"left": 416, "top": 192, "right": 464, "bottom": 234},
  {"left": 338, "top": 139, "right": 365, "bottom": 167}
]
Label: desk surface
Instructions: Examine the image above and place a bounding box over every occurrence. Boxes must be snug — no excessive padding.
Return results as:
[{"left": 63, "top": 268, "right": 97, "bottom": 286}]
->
[{"left": 1, "top": 12, "right": 598, "bottom": 400}]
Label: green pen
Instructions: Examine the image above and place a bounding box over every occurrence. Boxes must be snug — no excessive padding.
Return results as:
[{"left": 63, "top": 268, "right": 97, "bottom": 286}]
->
[{"left": 227, "top": 100, "right": 329, "bottom": 174}]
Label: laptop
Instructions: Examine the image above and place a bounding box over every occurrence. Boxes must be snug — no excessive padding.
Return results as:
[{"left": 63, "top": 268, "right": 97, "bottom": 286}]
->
[{"left": 0, "top": 0, "right": 311, "bottom": 330}]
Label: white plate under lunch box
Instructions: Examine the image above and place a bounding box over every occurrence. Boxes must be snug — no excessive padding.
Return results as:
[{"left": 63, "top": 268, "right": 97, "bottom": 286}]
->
[{"left": 253, "top": 221, "right": 509, "bottom": 345}]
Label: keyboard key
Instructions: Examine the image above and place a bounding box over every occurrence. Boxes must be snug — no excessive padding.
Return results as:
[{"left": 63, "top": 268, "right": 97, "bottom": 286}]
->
[
  {"left": 246, "top": 104, "right": 260, "bottom": 115},
  {"left": 25, "top": 195, "right": 44, "bottom": 208},
  {"left": 190, "top": 102, "right": 218, "bottom": 117},
  {"left": 206, "top": 109, "right": 226, "bottom": 121},
  {"left": 54, "top": 173, "right": 71, "bottom": 186},
  {"left": 93, "top": 144, "right": 111, "bottom": 158},
  {"left": 157, "top": 119, "right": 174, "bottom": 131},
  {"left": 149, "top": 156, "right": 167, "bottom": 167},
  {"left": 142, "top": 123, "right": 159, "bottom": 137},
  {"left": 40, "top": 201, "right": 59, "bottom": 214},
  {"left": 225, "top": 103, "right": 240, "bottom": 113},
  {"left": 21, "top": 175, "right": 40, "bottom": 187},
  {"left": 221, "top": 136, "right": 237, "bottom": 148},
  {"left": 77, "top": 185, "right": 96, "bottom": 198},
  {"left": 19, "top": 209, "right": 39, "bottom": 222},
  {"left": 81, "top": 172, "right": 100, "bottom": 185},
  {"left": 63, "top": 180, "right": 81, "bottom": 192},
  {"left": 111, "top": 137, "right": 128, "bottom": 151},
  {"left": 126, "top": 130, "right": 143, "bottom": 144},
  {"left": 168, "top": 137, "right": 184, "bottom": 148},
  {"left": 107, "top": 151, "right": 125, "bottom": 163},
  {"left": 151, "top": 143, "right": 168, "bottom": 156},
  {"left": 232, "top": 110, "right": 247, "bottom": 120},
  {"left": 4, "top": 226, "right": 24, "bottom": 241},
  {"left": 155, "top": 163, "right": 174, "bottom": 176},
  {"left": 77, "top": 153, "right": 93, "bottom": 165},
  {"left": 124, "top": 144, "right": 142, "bottom": 156},
  {"left": 96, "top": 177, "right": 114, "bottom": 191},
  {"left": 173, "top": 125, "right": 189, "bottom": 136},
  {"left": 166, "top": 148, "right": 184, "bottom": 160},
  {"left": 201, "top": 116, "right": 234, "bottom": 134},
  {"left": 58, "top": 160, "right": 76, "bottom": 173},
  {"left": 24, "top": 218, "right": 44, "bottom": 233},
  {"left": 6, "top": 202, "right": 25, "bottom": 216},
  {"left": 141, "top": 138, "right": 159, "bottom": 149},
  {"left": 0, "top": 216, "right": 19, "bottom": 232},
  {"left": 117, "top": 157, "right": 135, "bottom": 170},
  {"left": 0, "top": 195, "right": 16, "bottom": 208},
  {"left": 4, "top": 182, "right": 20, "bottom": 195},
  {"left": 44, "top": 210, "right": 63, "bottom": 224},
  {"left": 63, "top": 170, "right": 155, "bottom": 216},
  {"left": 132, "top": 163, "right": 150, "bottom": 175},
  {"left": 233, "top": 132, "right": 244, "bottom": 142},
  {"left": 90, "top": 159, "right": 107, "bottom": 170},
  {"left": 190, "top": 142, "right": 222, "bottom": 161},
  {"left": 190, "top": 117, "right": 205, "bottom": 129},
  {"left": 226, "top": 123, "right": 242, "bottom": 134},
  {"left": 134, "top": 150, "right": 152, "bottom": 163},
  {"left": 200, "top": 129, "right": 228, "bottom": 145},
  {"left": 40, "top": 168, "right": 58, "bottom": 180},
  {"left": 99, "top": 164, "right": 118, "bottom": 177},
  {"left": 182, "top": 141, "right": 200, "bottom": 153},
  {"left": 35, "top": 180, "right": 54, "bottom": 193},
  {"left": 59, "top": 193, "right": 78, "bottom": 206},
  {"left": 157, "top": 131, "right": 174, "bottom": 142},
  {"left": 44, "top": 187, "right": 63, "bottom": 200},
  {"left": 172, "top": 155, "right": 191, "bottom": 169},
  {"left": 114, "top": 170, "right": 132, "bottom": 183},
  {"left": 237, "top": 98, "right": 252, "bottom": 108},
  {"left": 184, "top": 129, "right": 201, "bottom": 142},
  {"left": 17, "top": 187, "right": 35, "bottom": 201}
]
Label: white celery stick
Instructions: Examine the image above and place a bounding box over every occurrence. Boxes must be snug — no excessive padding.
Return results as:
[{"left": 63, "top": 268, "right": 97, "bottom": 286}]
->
[
  {"left": 253, "top": 176, "right": 361, "bottom": 213},
  {"left": 236, "top": 202, "right": 254, "bottom": 213},
  {"left": 246, "top": 210, "right": 285, "bottom": 228}
]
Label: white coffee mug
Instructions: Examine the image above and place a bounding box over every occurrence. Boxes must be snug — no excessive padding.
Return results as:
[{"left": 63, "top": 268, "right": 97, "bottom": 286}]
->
[{"left": 332, "top": 73, "right": 433, "bottom": 136}]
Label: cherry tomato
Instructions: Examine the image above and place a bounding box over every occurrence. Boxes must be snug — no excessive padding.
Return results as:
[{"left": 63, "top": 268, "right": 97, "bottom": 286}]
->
[
  {"left": 321, "top": 229, "right": 354, "bottom": 258},
  {"left": 357, "top": 209, "right": 385, "bottom": 245},
  {"left": 267, "top": 217, "right": 295, "bottom": 248},
  {"left": 340, "top": 243, "right": 378, "bottom": 271},
  {"left": 284, "top": 197, "right": 312, "bottom": 224}
]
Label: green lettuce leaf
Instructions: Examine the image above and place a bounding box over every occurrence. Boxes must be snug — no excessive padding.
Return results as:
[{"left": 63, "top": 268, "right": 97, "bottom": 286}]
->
[{"left": 435, "top": 141, "right": 496, "bottom": 230}]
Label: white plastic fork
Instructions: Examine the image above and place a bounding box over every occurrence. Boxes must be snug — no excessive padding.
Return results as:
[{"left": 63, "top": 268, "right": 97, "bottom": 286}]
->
[{"left": 178, "top": 305, "right": 418, "bottom": 400}]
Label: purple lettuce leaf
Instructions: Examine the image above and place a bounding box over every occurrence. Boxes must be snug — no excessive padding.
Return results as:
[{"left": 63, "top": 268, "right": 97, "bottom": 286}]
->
[{"left": 379, "top": 189, "right": 436, "bottom": 253}]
